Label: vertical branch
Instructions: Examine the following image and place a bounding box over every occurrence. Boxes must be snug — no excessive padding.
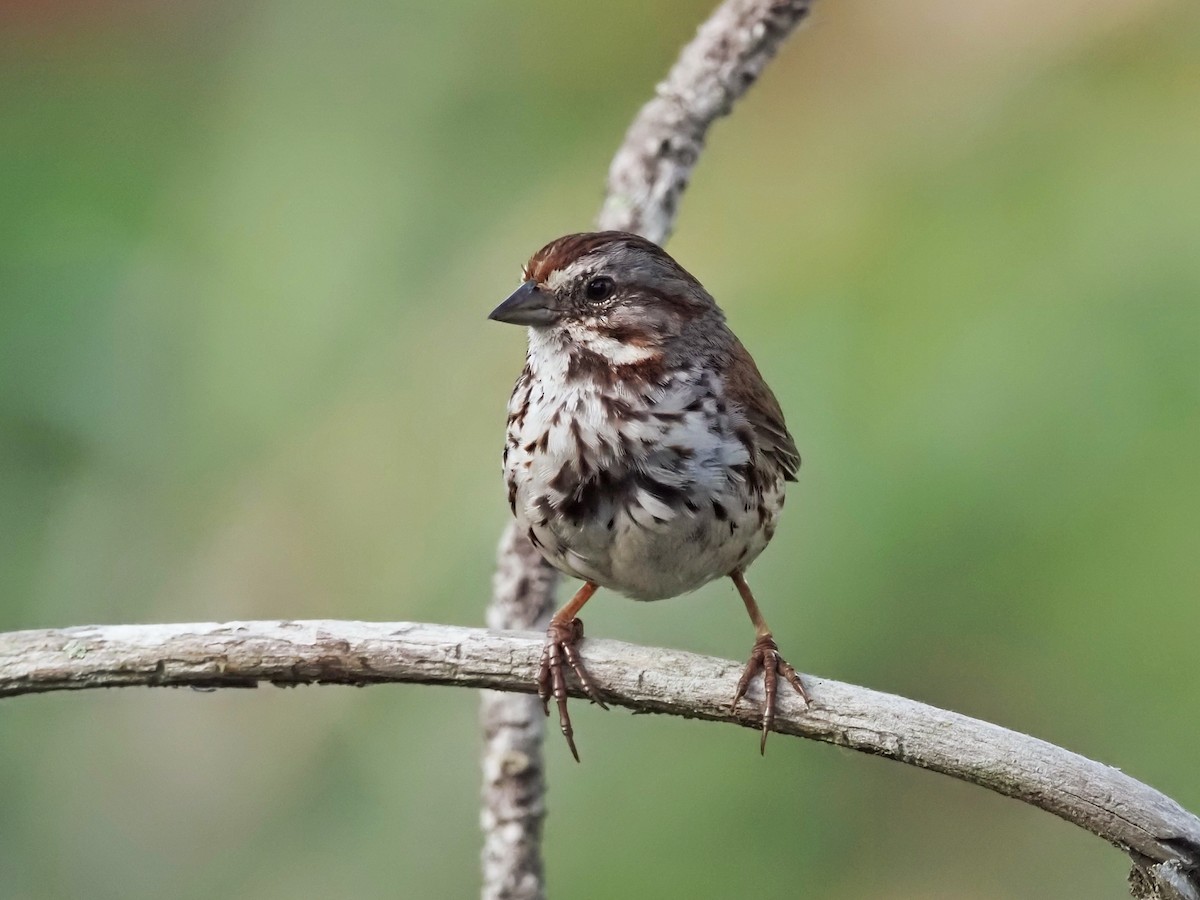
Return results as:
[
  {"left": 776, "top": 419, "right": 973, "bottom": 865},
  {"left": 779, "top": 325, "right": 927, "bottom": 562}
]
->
[
  {"left": 481, "top": 1, "right": 813, "bottom": 897},
  {"left": 480, "top": 523, "right": 556, "bottom": 900}
]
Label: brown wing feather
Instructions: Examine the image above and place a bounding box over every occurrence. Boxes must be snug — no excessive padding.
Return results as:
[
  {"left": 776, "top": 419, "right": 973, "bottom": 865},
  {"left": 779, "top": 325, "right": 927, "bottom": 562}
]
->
[{"left": 725, "top": 339, "right": 800, "bottom": 481}]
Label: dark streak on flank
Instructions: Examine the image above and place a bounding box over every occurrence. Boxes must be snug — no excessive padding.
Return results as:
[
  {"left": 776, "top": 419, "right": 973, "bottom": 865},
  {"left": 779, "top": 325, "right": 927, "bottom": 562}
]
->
[
  {"left": 509, "top": 369, "right": 532, "bottom": 429},
  {"left": 616, "top": 431, "right": 635, "bottom": 457},
  {"left": 569, "top": 418, "right": 588, "bottom": 459},
  {"left": 549, "top": 463, "right": 573, "bottom": 495},
  {"left": 555, "top": 466, "right": 690, "bottom": 530},
  {"left": 533, "top": 495, "right": 555, "bottom": 526},
  {"left": 734, "top": 424, "right": 755, "bottom": 458},
  {"left": 600, "top": 394, "right": 649, "bottom": 422}
]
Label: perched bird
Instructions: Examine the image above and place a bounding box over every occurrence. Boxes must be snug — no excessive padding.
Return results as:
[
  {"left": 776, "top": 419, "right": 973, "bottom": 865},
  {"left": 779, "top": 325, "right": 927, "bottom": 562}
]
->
[{"left": 489, "top": 231, "right": 807, "bottom": 760}]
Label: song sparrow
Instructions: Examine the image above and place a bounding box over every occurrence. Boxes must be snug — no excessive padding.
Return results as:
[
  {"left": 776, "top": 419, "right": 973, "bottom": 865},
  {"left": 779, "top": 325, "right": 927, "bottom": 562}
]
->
[{"left": 489, "top": 231, "right": 807, "bottom": 760}]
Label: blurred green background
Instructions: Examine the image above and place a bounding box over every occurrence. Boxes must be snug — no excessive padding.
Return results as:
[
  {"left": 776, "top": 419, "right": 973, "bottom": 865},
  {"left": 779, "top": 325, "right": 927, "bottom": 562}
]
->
[{"left": 2, "top": 0, "right": 1197, "bottom": 897}]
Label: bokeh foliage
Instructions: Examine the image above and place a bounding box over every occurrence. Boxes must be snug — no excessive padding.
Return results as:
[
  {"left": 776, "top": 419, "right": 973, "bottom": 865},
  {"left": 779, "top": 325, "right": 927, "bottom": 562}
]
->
[{"left": 1, "top": 1, "right": 1197, "bottom": 897}]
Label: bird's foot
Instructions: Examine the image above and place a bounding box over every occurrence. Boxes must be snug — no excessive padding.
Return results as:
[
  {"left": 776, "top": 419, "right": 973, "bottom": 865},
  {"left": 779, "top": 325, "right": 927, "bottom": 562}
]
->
[
  {"left": 537, "top": 616, "right": 608, "bottom": 762},
  {"left": 732, "top": 634, "right": 809, "bottom": 754}
]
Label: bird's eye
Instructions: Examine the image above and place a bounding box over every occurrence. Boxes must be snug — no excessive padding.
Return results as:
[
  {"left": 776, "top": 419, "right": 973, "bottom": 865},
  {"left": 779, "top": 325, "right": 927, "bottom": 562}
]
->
[{"left": 584, "top": 276, "right": 615, "bottom": 303}]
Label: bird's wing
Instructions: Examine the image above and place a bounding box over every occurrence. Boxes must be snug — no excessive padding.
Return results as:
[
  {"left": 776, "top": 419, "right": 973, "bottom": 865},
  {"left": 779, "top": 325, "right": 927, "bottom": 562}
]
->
[{"left": 725, "top": 339, "right": 801, "bottom": 482}]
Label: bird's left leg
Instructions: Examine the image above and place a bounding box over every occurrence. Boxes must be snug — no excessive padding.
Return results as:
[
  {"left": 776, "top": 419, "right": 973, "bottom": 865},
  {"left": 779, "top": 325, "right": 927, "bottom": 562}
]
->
[
  {"left": 730, "top": 569, "right": 809, "bottom": 753},
  {"left": 538, "top": 581, "right": 608, "bottom": 762}
]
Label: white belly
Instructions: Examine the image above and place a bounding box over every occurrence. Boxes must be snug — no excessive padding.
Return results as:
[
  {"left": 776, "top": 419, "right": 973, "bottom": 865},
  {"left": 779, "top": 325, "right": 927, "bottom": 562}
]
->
[{"left": 503, "top": 359, "right": 784, "bottom": 601}]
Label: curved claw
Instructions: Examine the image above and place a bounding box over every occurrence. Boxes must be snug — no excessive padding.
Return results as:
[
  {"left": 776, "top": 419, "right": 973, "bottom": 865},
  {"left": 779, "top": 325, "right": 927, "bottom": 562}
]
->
[
  {"left": 732, "top": 635, "right": 808, "bottom": 754},
  {"left": 536, "top": 616, "right": 607, "bottom": 762}
]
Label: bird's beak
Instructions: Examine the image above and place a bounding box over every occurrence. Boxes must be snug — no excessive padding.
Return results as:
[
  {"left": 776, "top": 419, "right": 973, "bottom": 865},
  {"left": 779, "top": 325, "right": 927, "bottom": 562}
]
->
[{"left": 488, "top": 280, "right": 558, "bottom": 326}]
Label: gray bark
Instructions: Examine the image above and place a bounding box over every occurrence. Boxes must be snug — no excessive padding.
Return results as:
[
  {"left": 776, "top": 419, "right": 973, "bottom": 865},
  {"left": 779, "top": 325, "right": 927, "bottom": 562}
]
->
[
  {"left": 2, "top": 617, "right": 1197, "bottom": 899},
  {"left": 598, "top": 0, "right": 813, "bottom": 242},
  {"left": 480, "top": 524, "right": 556, "bottom": 900}
]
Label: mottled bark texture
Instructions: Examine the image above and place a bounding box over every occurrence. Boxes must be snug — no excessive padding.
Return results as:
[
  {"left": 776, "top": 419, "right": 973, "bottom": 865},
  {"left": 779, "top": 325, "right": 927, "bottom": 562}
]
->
[
  {"left": 481, "top": 524, "right": 556, "bottom": 900},
  {"left": 483, "top": 0, "right": 814, "bottom": 896},
  {"left": 598, "top": 0, "right": 814, "bottom": 243},
  {"left": 2, "top": 618, "right": 1198, "bottom": 899}
]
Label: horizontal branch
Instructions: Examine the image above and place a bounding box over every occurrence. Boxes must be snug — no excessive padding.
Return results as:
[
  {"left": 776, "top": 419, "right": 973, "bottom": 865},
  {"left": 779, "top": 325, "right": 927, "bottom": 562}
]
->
[{"left": 2, "top": 620, "right": 1197, "bottom": 894}]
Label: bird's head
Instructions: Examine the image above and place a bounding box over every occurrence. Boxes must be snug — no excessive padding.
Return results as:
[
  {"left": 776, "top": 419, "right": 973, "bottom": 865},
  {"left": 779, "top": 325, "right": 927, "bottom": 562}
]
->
[{"left": 488, "top": 232, "right": 723, "bottom": 365}]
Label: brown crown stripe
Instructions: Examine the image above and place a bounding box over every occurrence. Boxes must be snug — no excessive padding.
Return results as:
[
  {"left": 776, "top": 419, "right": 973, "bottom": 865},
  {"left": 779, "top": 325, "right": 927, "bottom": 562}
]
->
[{"left": 524, "top": 231, "right": 689, "bottom": 285}]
